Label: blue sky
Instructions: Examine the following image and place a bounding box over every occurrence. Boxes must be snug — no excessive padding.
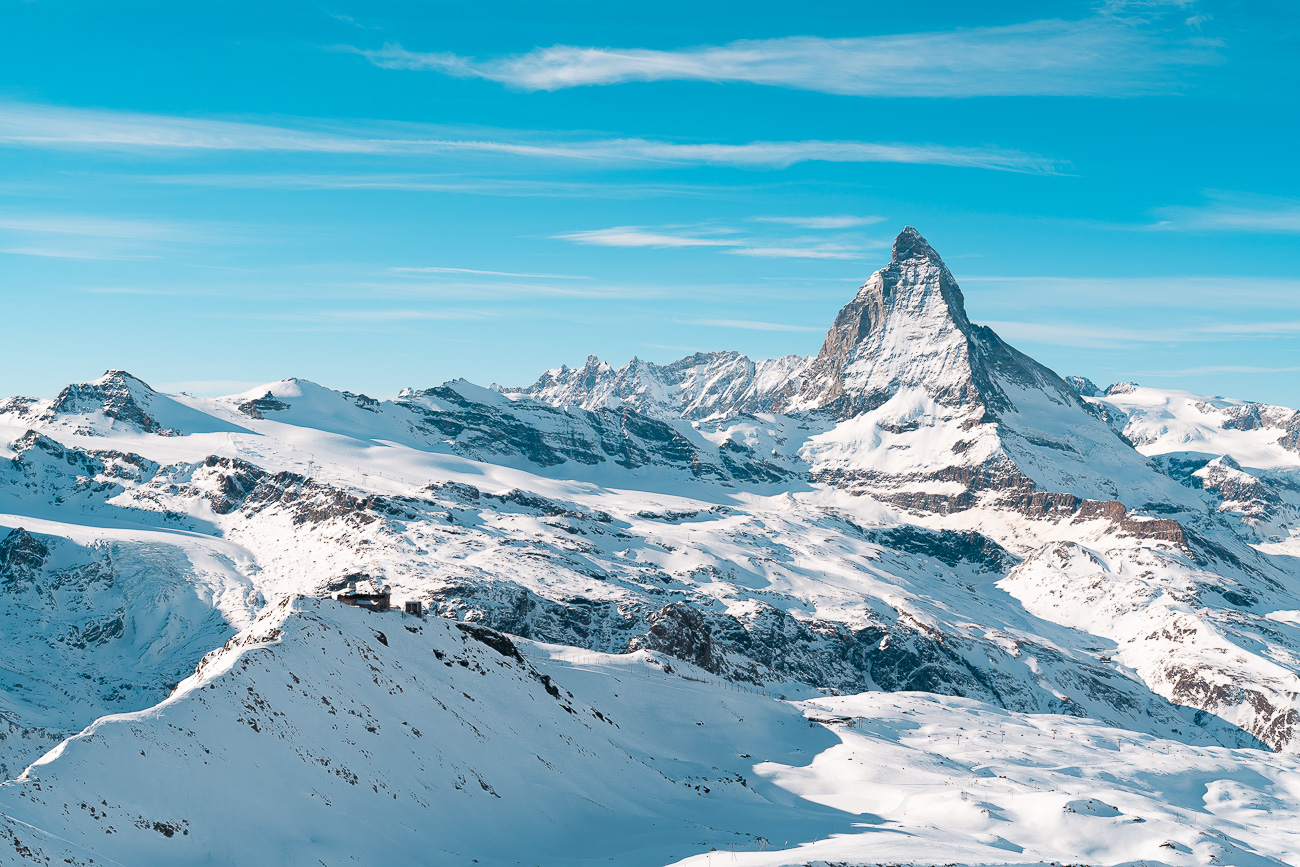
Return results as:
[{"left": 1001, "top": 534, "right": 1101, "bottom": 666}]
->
[{"left": 2, "top": 0, "right": 1298, "bottom": 404}]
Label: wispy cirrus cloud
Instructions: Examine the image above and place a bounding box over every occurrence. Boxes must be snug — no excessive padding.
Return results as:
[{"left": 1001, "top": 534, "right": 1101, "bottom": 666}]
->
[
  {"left": 133, "top": 173, "right": 740, "bottom": 198},
  {"left": 327, "top": 12, "right": 377, "bottom": 30},
  {"left": 1153, "top": 192, "right": 1300, "bottom": 233},
  {"left": 728, "top": 244, "right": 868, "bottom": 260},
  {"left": 1136, "top": 364, "right": 1300, "bottom": 377},
  {"left": 961, "top": 274, "right": 1300, "bottom": 310},
  {"left": 752, "top": 215, "right": 885, "bottom": 229},
  {"left": 981, "top": 320, "right": 1192, "bottom": 348},
  {"left": 1, "top": 246, "right": 154, "bottom": 261},
  {"left": 554, "top": 227, "right": 739, "bottom": 249},
  {"left": 391, "top": 266, "right": 591, "bottom": 279},
  {"left": 0, "top": 102, "right": 1061, "bottom": 173},
  {"left": 682, "top": 318, "right": 825, "bottom": 332},
  {"left": 0, "top": 214, "right": 188, "bottom": 240},
  {"left": 982, "top": 318, "right": 1300, "bottom": 349},
  {"left": 0, "top": 212, "right": 216, "bottom": 260},
  {"left": 552, "top": 225, "right": 877, "bottom": 260},
  {"left": 351, "top": 18, "right": 1214, "bottom": 98}
]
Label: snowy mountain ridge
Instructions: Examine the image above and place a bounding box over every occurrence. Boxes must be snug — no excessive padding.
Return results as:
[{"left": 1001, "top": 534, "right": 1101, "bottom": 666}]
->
[{"left": 3, "top": 227, "right": 1300, "bottom": 865}]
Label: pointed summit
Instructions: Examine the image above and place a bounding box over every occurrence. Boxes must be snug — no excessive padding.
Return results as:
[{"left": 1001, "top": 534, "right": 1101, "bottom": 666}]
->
[
  {"left": 773, "top": 227, "right": 979, "bottom": 415},
  {"left": 891, "top": 225, "right": 940, "bottom": 264},
  {"left": 46, "top": 369, "right": 163, "bottom": 432}
]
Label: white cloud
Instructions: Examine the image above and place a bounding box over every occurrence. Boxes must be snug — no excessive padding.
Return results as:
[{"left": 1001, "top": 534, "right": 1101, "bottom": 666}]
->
[
  {"left": 0, "top": 246, "right": 151, "bottom": 261},
  {"left": 981, "top": 317, "right": 1300, "bottom": 349},
  {"left": 1137, "top": 365, "right": 1300, "bottom": 377},
  {"left": 392, "top": 266, "right": 590, "bottom": 279},
  {"left": 980, "top": 320, "right": 1191, "bottom": 348},
  {"left": 131, "top": 173, "right": 733, "bottom": 199},
  {"left": 0, "top": 102, "right": 1060, "bottom": 173},
  {"left": 1153, "top": 192, "right": 1300, "bottom": 233},
  {"left": 353, "top": 19, "right": 1212, "bottom": 97},
  {"left": 752, "top": 215, "right": 885, "bottom": 229},
  {"left": 553, "top": 227, "right": 739, "bottom": 249},
  {"left": 682, "top": 318, "right": 825, "bottom": 332},
  {"left": 314, "top": 309, "right": 494, "bottom": 321},
  {"left": 726, "top": 244, "right": 866, "bottom": 260},
  {"left": 960, "top": 274, "right": 1300, "bottom": 310},
  {"left": 553, "top": 225, "right": 874, "bottom": 260},
  {"left": 0, "top": 214, "right": 186, "bottom": 240},
  {"left": 327, "top": 12, "right": 376, "bottom": 29}
]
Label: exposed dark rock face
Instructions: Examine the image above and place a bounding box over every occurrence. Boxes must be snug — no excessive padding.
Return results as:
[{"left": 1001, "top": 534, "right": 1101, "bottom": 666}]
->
[
  {"left": 237, "top": 393, "right": 291, "bottom": 419},
  {"left": 0, "top": 527, "right": 50, "bottom": 591},
  {"left": 820, "top": 455, "right": 1189, "bottom": 546},
  {"left": 1065, "top": 376, "right": 1103, "bottom": 397},
  {"left": 1279, "top": 413, "right": 1300, "bottom": 453},
  {"left": 399, "top": 385, "right": 792, "bottom": 484},
  {"left": 854, "top": 524, "right": 1016, "bottom": 572},
  {"left": 0, "top": 396, "right": 39, "bottom": 417},
  {"left": 455, "top": 622, "right": 525, "bottom": 663},
  {"left": 428, "top": 575, "right": 1257, "bottom": 745},
  {"left": 43, "top": 370, "right": 162, "bottom": 433},
  {"left": 628, "top": 603, "right": 719, "bottom": 672},
  {"left": 180, "top": 456, "right": 417, "bottom": 527},
  {"left": 1221, "top": 403, "right": 1265, "bottom": 431},
  {"left": 1198, "top": 456, "right": 1280, "bottom": 519}
]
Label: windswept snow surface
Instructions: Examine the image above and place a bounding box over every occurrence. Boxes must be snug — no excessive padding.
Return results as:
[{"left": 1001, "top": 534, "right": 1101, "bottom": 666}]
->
[
  {"left": 2, "top": 597, "right": 1297, "bottom": 867},
  {"left": 4, "top": 227, "right": 1300, "bottom": 865}
]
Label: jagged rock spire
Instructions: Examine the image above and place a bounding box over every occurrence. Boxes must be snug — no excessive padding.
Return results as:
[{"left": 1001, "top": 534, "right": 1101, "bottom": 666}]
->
[
  {"left": 891, "top": 225, "right": 939, "bottom": 264},
  {"left": 773, "top": 227, "right": 980, "bottom": 416}
]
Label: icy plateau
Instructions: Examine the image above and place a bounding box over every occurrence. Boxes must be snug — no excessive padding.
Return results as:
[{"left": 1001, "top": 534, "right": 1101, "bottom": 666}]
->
[{"left": 2, "top": 228, "right": 1300, "bottom": 866}]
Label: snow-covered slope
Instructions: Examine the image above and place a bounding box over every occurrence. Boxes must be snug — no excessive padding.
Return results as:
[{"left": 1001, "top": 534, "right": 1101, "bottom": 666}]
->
[
  {"left": 2, "top": 598, "right": 1297, "bottom": 866},
  {"left": 0, "top": 519, "right": 256, "bottom": 780},
  {"left": 5, "top": 226, "right": 1300, "bottom": 865}
]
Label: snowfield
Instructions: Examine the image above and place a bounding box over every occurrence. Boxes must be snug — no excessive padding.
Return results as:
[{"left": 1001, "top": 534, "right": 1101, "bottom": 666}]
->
[
  {"left": 2, "top": 597, "right": 1297, "bottom": 866},
  {"left": 3, "top": 228, "right": 1300, "bottom": 865}
]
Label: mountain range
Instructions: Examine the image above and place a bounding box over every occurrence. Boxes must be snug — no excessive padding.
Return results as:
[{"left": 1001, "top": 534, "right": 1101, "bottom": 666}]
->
[{"left": 2, "top": 228, "right": 1299, "bottom": 866}]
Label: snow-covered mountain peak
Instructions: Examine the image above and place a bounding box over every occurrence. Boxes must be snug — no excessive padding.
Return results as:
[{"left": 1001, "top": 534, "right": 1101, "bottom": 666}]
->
[
  {"left": 774, "top": 227, "right": 1016, "bottom": 418},
  {"left": 93, "top": 368, "right": 153, "bottom": 390},
  {"left": 511, "top": 350, "right": 810, "bottom": 421},
  {"left": 47, "top": 369, "right": 164, "bottom": 432},
  {"left": 1065, "top": 375, "right": 1104, "bottom": 397},
  {"left": 10, "top": 368, "right": 245, "bottom": 438},
  {"left": 762, "top": 229, "right": 1201, "bottom": 513},
  {"left": 890, "top": 224, "right": 940, "bottom": 264}
]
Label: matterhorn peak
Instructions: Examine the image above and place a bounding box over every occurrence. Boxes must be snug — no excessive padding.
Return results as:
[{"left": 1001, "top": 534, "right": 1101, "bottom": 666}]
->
[
  {"left": 891, "top": 225, "right": 941, "bottom": 264},
  {"left": 773, "top": 227, "right": 981, "bottom": 415}
]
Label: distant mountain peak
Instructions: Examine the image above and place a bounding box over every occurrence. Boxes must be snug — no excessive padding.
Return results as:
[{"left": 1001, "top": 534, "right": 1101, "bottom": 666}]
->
[
  {"left": 512, "top": 350, "right": 810, "bottom": 421},
  {"left": 94, "top": 369, "right": 155, "bottom": 391},
  {"left": 45, "top": 369, "right": 164, "bottom": 433}
]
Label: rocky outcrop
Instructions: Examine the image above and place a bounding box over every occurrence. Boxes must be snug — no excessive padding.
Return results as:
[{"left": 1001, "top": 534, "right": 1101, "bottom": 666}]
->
[
  {"left": 1065, "top": 376, "right": 1103, "bottom": 397},
  {"left": 628, "top": 603, "right": 720, "bottom": 672},
  {"left": 399, "top": 383, "right": 793, "bottom": 484},
  {"left": 236, "top": 392, "right": 291, "bottom": 419},
  {"left": 1197, "top": 455, "right": 1281, "bottom": 519},
  {"left": 43, "top": 370, "right": 164, "bottom": 433},
  {"left": 0, "top": 527, "right": 49, "bottom": 591}
]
